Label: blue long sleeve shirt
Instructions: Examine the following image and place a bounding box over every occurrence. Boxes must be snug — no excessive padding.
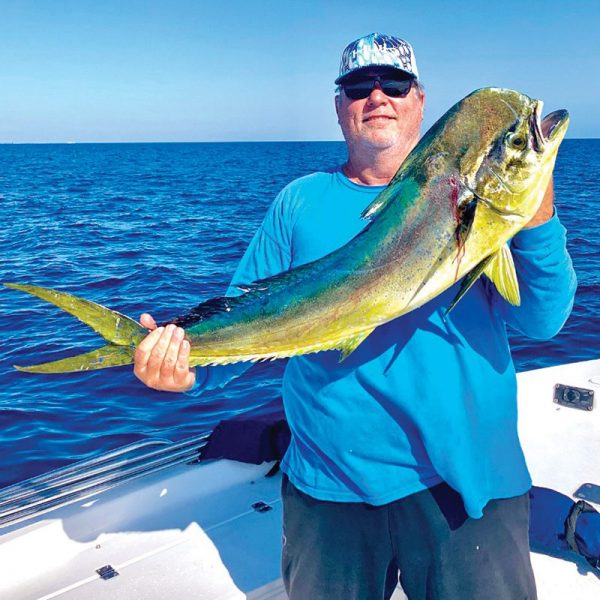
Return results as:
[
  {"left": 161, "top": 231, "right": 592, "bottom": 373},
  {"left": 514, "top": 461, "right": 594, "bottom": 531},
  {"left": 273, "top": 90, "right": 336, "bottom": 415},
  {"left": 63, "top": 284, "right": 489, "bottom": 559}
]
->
[{"left": 189, "top": 169, "right": 576, "bottom": 518}]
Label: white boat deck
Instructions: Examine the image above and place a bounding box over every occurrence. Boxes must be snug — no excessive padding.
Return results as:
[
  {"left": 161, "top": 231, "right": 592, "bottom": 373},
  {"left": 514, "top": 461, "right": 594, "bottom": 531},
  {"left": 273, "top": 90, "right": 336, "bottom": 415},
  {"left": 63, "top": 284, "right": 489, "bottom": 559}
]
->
[
  {"left": 0, "top": 359, "right": 598, "bottom": 599},
  {"left": 517, "top": 359, "right": 600, "bottom": 599}
]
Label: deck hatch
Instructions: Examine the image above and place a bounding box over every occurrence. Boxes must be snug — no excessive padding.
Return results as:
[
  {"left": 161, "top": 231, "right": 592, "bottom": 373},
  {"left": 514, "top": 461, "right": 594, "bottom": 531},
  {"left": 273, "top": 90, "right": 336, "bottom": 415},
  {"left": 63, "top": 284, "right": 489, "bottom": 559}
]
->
[
  {"left": 252, "top": 501, "right": 273, "bottom": 513},
  {"left": 96, "top": 564, "right": 120, "bottom": 580}
]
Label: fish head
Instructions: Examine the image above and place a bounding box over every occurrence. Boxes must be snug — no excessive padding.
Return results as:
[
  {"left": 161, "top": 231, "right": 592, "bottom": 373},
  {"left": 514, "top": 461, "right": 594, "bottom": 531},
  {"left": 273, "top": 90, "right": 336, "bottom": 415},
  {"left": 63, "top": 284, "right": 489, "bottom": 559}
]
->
[{"left": 457, "top": 88, "right": 569, "bottom": 226}]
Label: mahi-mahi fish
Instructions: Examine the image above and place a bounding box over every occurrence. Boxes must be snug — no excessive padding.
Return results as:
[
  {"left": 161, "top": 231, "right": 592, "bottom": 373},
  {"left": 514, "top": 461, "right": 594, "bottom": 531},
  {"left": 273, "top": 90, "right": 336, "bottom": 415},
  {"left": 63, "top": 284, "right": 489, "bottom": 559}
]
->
[{"left": 5, "top": 87, "right": 569, "bottom": 373}]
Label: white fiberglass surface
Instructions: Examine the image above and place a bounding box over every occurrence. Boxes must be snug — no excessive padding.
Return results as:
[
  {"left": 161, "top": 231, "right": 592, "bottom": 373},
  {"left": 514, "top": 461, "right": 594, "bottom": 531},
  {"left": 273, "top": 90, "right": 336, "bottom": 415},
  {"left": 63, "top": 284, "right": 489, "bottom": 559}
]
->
[
  {"left": 518, "top": 359, "right": 600, "bottom": 597},
  {"left": 0, "top": 360, "right": 599, "bottom": 599},
  {"left": 0, "top": 460, "right": 283, "bottom": 599}
]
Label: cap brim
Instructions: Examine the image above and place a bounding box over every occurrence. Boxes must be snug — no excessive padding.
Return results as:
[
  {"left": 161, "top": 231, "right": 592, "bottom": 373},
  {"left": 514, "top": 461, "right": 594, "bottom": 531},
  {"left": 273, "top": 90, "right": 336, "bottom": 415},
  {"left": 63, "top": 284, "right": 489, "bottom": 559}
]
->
[{"left": 335, "top": 65, "right": 416, "bottom": 85}]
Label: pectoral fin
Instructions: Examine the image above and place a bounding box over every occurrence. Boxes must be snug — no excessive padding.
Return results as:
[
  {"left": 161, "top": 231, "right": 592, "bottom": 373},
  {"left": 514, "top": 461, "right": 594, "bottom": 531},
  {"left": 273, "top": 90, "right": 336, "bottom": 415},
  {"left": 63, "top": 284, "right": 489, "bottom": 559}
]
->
[
  {"left": 483, "top": 244, "right": 520, "bottom": 306},
  {"left": 445, "top": 256, "right": 492, "bottom": 315},
  {"left": 445, "top": 244, "right": 520, "bottom": 315},
  {"left": 338, "top": 328, "right": 375, "bottom": 361}
]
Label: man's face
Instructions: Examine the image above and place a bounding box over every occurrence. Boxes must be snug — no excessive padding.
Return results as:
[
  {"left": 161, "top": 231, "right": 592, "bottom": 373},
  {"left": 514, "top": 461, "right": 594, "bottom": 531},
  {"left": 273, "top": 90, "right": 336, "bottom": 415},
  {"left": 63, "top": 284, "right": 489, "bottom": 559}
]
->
[{"left": 335, "top": 69, "right": 425, "bottom": 156}]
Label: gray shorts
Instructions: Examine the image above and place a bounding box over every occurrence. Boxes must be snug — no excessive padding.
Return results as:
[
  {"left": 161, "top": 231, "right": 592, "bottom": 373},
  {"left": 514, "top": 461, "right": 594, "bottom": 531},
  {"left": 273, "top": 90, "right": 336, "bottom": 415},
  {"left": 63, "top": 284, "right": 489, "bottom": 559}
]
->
[{"left": 281, "top": 475, "right": 537, "bottom": 600}]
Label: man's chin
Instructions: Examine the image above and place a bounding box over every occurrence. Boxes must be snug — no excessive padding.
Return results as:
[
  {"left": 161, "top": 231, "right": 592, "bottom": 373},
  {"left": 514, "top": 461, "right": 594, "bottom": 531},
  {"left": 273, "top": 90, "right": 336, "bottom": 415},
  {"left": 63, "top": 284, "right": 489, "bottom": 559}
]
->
[{"left": 362, "top": 133, "right": 399, "bottom": 150}]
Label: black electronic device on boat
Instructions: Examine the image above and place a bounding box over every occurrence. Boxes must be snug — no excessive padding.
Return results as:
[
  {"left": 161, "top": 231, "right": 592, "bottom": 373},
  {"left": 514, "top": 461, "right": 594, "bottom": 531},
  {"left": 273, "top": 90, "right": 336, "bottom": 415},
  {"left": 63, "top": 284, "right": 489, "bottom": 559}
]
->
[{"left": 553, "top": 384, "right": 594, "bottom": 411}]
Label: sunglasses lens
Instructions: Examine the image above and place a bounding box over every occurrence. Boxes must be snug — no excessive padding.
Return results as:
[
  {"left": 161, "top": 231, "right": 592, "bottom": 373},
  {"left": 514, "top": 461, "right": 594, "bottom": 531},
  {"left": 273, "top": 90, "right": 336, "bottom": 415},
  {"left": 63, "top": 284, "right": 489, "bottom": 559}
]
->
[
  {"left": 343, "top": 78, "right": 412, "bottom": 100},
  {"left": 382, "top": 79, "right": 412, "bottom": 97},
  {"left": 343, "top": 83, "right": 372, "bottom": 100}
]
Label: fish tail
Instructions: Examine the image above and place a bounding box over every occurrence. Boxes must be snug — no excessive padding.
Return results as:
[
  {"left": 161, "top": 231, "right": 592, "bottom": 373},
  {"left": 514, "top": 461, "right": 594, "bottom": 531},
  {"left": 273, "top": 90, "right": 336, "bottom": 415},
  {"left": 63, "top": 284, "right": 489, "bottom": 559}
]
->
[
  {"left": 14, "top": 344, "right": 136, "bottom": 373},
  {"left": 4, "top": 283, "right": 147, "bottom": 373}
]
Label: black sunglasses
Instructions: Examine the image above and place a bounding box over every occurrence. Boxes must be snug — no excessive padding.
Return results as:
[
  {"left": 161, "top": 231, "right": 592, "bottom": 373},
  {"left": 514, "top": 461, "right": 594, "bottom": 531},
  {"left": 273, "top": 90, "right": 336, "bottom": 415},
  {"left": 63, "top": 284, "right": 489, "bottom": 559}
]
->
[{"left": 342, "top": 75, "right": 413, "bottom": 100}]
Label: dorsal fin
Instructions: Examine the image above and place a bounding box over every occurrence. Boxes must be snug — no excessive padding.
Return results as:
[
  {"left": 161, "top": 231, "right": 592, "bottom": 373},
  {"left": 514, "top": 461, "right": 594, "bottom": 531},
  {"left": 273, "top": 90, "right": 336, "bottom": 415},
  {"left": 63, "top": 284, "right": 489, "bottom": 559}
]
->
[
  {"left": 165, "top": 296, "right": 241, "bottom": 327},
  {"left": 360, "top": 177, "right": 420, "bottom": 221},
  {"left": 233, "top": 280, "right": 271, "bottom": 294}
]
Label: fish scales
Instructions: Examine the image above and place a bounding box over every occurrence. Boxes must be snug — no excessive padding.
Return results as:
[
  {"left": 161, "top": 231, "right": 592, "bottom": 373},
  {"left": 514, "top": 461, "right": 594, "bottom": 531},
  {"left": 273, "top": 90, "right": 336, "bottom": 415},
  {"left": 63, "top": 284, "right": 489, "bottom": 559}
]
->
[{"left": 4, "top": 88, "right": 569, "bottom": 373}]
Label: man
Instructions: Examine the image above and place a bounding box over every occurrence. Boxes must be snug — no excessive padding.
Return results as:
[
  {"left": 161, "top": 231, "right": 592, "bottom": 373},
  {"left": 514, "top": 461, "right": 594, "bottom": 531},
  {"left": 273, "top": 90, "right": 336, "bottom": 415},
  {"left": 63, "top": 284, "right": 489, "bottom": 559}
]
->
[{"left": 134, "top": 33, "right": 576, "bottom": 600}]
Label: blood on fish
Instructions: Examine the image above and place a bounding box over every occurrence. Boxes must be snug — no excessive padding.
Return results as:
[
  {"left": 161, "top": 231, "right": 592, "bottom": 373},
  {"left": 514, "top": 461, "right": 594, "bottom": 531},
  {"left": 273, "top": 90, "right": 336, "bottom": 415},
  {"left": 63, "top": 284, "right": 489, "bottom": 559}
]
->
[{"left": 449, "top": 175, "right": 466, "bottom": 280}]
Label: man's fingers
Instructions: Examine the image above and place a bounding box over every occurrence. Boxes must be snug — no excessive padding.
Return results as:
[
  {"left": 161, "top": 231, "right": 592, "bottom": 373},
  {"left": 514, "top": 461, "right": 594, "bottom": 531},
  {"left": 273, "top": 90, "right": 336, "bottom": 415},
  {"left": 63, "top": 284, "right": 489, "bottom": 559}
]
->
[
  {"left": 140, "top": 313, "right": 158, "bottom": 330},
  {"left": 176, "top": 338, "right": 190, "bottom": 370},
  {"left": 134, "top": 327, "right": 165, "bottom": 370},
  {"left": 174, "top": 339, "right": 194, "bottom": 387},
  {"left": 160, "top": 326, "right": 183, "bottom": 376},
  {"left": 146, "top": 325, "right": 176, "bottom": 372},
  {"left": 133, "top": 324, "right": 195, "bottom": 392}
]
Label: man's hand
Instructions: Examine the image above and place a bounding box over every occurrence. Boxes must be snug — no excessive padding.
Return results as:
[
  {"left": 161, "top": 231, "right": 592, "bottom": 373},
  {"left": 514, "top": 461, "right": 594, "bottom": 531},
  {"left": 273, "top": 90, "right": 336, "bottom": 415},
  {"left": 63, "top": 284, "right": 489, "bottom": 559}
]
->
[
  {"left": 133, "top": 313, "right": 196, "bottom": 392},
  {"left": 524, "top": 178, "right": 554, "bottom": 229}
]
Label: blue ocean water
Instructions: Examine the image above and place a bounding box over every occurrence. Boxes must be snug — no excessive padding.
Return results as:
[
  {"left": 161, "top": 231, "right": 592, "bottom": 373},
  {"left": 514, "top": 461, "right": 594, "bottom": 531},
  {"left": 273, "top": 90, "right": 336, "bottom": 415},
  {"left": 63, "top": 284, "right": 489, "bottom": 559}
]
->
[{"left": 1, "top": 140, "right": 599, "bottom": 490}]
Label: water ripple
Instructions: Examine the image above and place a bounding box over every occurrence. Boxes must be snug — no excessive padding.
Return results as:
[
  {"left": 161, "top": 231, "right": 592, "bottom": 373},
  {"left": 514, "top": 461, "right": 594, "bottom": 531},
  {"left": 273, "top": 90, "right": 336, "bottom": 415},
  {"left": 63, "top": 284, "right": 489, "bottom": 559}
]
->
[{"left": 0, "top": 140, "right": 598, "bottom": 489}]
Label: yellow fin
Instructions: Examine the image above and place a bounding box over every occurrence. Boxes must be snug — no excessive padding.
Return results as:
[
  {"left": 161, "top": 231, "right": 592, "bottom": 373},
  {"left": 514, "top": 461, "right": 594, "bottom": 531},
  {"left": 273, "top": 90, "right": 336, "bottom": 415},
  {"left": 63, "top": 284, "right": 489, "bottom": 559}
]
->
[
  {"left": 338, "top": 328, "right": 375, "bottom": 361},
  {"left": 187, "top": 329, "right": 376, "bottom": 367},
  {"left": 4, "top": 283, "right": 146, "bottom": 344},
  {"left": 445, "top": 256, "right": 490, "bottom": 315},
  {"left": 14, "top": 344, "right": 134, "bottom": 374},
  {"left": 483, "top": 244, "right": 521, "bottom": 305}
]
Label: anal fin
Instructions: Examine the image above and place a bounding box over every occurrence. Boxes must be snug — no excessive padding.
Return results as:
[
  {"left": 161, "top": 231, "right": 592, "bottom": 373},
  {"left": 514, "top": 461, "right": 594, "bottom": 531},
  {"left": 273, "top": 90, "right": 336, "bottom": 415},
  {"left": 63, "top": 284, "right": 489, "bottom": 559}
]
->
[{"left": 338, "top": 328, "right": 375, "bottom": 361}]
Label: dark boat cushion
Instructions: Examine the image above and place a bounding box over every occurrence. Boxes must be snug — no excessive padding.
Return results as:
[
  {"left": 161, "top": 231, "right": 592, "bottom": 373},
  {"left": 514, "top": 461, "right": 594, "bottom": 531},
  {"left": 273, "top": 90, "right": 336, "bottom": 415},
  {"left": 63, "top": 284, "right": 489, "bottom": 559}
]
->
[
  {"left": 529, "top": 485, "right": 600, "bottom": 570},
  {"left": 199, "top": 413, "right": 291, "bottom": 465}
]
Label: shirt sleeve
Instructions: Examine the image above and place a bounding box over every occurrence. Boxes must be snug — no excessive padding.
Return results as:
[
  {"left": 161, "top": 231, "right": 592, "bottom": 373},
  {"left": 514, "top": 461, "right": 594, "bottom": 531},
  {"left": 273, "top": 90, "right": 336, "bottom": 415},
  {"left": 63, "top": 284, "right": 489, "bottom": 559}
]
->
[
  {"left": 489, "top": 211, "right": 577, "bottom": 339},
  {"left": 185, "top": 188, "right": 294, "bottom": 395}
]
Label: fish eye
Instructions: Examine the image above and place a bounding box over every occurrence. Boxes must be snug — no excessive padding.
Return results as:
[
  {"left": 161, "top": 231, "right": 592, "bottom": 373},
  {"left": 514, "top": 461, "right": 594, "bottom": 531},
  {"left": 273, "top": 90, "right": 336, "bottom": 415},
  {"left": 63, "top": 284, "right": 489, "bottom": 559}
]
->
[{"left": 506, "top": 132, "right": 527, "bottom": 150}]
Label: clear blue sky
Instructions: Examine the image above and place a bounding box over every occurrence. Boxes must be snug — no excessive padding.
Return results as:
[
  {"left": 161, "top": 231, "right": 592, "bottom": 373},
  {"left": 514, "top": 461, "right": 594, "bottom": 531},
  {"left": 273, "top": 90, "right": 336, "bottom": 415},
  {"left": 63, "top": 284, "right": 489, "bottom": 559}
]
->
[{"left": 1, "top": 0, "right": 598, "bottom": 142}]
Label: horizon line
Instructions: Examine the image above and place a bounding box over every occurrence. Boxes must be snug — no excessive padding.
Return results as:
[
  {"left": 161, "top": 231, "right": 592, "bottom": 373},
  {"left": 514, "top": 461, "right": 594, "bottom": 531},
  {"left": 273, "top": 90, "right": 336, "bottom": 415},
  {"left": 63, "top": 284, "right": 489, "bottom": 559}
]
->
[
  {"left": 0, "top": 136, "right": 596, "bottom": 145},
  {"left": 0, "top": 139, "right": 347, "bottom": 145}
]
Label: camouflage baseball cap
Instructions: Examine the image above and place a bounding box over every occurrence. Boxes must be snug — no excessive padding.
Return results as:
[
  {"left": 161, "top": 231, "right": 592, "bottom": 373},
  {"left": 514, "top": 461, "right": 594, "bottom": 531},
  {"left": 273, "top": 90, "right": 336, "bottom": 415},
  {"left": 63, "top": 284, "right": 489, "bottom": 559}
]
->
[{"left": 335, "top": 33, "right": 419, "bottom": 84}]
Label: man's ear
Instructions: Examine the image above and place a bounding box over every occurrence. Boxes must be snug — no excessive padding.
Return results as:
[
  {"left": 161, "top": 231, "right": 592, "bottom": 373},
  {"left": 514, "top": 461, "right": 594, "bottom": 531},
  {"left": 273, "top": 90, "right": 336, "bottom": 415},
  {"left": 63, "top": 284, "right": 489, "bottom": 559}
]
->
[
  {"left": 415, "top": 86, "right": 426, "bottom": 121},
  {"left": 334, "top": 94, "right": 341, "bottom": 123}
]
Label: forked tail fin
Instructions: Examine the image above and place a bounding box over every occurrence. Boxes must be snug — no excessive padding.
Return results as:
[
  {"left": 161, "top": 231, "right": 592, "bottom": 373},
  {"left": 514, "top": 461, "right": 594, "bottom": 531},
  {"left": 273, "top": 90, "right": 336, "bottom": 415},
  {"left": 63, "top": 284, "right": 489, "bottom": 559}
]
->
[{"left": 4, "top": 283, "right": 148, "bottom": 373}]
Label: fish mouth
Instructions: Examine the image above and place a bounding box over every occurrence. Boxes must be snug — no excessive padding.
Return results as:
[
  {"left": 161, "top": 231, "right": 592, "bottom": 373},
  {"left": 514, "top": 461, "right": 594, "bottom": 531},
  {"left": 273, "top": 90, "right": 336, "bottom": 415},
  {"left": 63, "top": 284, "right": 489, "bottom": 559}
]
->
[
  {"left": 531, "top": 101, "right": 569, "bottom": 153},
  {"left": 542, "top": 109, "right": 569, "bottom": 140}
]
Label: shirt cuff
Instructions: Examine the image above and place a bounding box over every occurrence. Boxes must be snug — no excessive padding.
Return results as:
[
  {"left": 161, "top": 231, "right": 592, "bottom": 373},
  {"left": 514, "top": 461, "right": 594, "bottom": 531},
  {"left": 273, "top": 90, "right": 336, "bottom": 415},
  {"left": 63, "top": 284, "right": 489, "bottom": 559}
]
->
[
  {"left": 511, "top": 209, "right": 564, "bottom": 250},
  {"left": 183, "top": 366, "right": 209, "bottom": 396}
]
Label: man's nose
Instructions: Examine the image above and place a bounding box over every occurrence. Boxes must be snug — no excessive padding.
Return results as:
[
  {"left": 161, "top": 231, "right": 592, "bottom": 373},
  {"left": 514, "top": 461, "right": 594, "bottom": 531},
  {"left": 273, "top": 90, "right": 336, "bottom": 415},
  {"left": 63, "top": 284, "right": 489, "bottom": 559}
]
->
[{"left": 366, "top": 82, "right": 388, "bottom": 104}]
